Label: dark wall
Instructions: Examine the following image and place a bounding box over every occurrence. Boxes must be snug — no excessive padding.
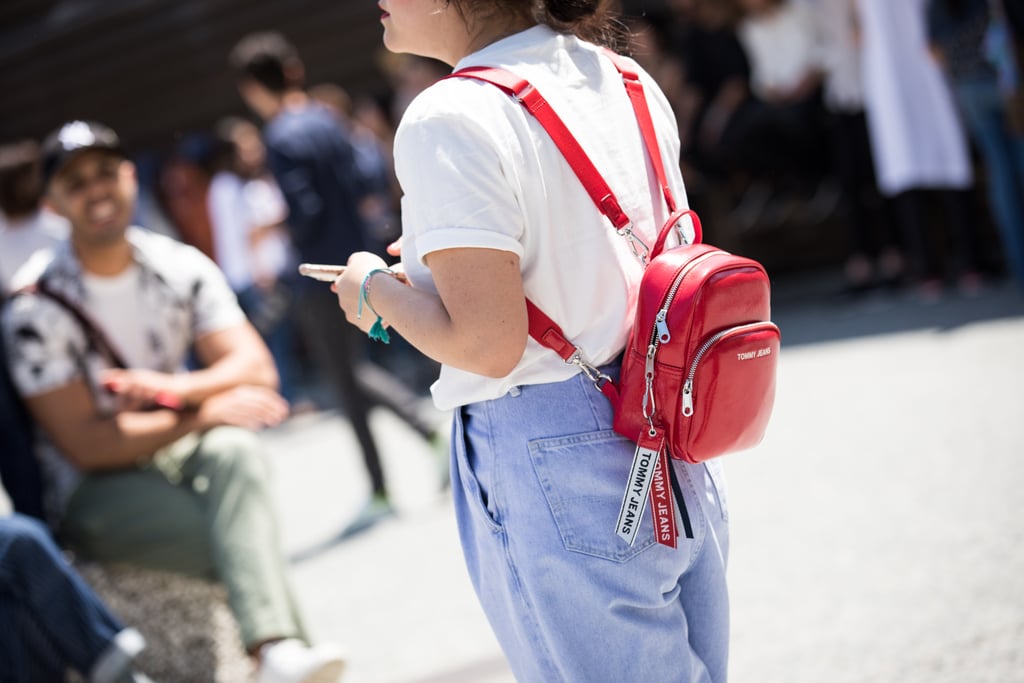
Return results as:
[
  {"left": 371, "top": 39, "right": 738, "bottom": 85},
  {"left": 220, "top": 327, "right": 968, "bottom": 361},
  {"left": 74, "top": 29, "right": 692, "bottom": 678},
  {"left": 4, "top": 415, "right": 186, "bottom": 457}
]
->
[{"left": 0, "top": 0, "right": 388, "bottom": 152}]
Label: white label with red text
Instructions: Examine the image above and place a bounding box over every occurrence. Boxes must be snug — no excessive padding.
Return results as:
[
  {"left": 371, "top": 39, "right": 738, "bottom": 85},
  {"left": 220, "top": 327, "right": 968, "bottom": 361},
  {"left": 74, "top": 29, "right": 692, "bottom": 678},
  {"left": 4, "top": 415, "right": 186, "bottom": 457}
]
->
[{"left": 616, "top": 428, "right": 664, "bottom": 545}]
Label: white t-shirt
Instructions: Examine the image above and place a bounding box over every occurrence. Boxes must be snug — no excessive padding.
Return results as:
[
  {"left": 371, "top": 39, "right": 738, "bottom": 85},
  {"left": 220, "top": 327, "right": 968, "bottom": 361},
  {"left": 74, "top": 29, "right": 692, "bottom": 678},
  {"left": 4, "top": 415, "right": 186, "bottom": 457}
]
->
[
  {"left": 0, "top": 209, "right": 69, "bottom": 296},
  {"left": 2, "top": 227, "right": 247, "bottom": 516},
  {"left": 208, "top": 172, "right": 292, "bottom": 290},
  {"left": 244, "top": 176, "right": 292, "bottom": 283},
  {"left": 395, "top": 25, "right": 687, "bottom": 410},
  {"left": 738, "top": 2, "right": 824, "bottom": 100},
  {"left": 806, "top": 0, "right": 865, "bottom": 112},
  {"left": 855, "top": 0, "right": 972, "bottom": 195},
  {"left": 207, "top": 171, "right": 256, "bottom": 292},
  {"left": 81, "top": 265, "right": 150, "bottom": 367}
]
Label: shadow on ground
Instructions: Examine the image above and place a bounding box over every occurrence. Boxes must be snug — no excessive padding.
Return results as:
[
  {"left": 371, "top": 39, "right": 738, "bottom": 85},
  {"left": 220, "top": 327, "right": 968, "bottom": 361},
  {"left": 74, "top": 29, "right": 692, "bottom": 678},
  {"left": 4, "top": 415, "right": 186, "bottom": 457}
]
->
[{"left": 769, "top": 269, "right": 1024, "bottom": 348}]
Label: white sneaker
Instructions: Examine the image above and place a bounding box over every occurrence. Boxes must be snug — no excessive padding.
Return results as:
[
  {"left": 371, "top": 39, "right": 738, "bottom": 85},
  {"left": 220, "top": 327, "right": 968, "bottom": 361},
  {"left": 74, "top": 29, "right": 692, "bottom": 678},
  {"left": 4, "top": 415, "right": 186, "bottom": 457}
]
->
[{"left": 255, "top": 638, "right": 347, "bottom": 683}]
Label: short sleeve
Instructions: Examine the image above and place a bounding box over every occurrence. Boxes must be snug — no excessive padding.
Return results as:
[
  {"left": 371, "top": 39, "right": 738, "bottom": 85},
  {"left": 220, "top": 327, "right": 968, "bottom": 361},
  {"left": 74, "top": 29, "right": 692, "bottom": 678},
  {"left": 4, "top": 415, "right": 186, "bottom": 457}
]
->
[
  {"left": 185, "top": 247, "right": 247, "bottom": 338},
  {"left": 2, "top": 294, "right": 85, "bottom": 397},
  {"left": 394, "top": 88, "right": 527, "bottom": 263}
]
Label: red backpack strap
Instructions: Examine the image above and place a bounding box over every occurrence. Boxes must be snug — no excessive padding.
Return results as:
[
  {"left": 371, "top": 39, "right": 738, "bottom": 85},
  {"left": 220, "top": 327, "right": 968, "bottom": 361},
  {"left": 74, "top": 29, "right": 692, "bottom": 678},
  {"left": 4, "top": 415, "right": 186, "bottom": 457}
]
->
[
  {"left": 526, "top": 301, "right": 621, "bottom": 408},
  {"left": 447, "top": 58, "right": 673, "bottom": 401},
  {"left": 450, "top": 66, "right": 632, "bottom": 231},
  {"left": 600, "top": 49, "right": 678, "bottom": 214}
]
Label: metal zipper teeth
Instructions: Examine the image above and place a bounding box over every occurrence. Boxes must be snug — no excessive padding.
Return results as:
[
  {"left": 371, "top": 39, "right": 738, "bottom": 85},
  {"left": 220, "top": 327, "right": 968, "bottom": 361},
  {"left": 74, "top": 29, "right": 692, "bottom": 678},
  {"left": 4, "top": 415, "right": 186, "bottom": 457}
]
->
[
  {"left": 681, "top": 321, "right": 779, "bottom": 415},
  {"left": 647, "top": 250, "right": 726, "bottom": 350}
]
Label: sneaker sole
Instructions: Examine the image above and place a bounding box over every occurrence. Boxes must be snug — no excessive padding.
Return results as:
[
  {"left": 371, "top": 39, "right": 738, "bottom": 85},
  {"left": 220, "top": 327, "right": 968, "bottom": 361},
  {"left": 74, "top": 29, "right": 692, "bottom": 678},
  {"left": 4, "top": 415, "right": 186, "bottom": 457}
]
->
[{"left": 303, "top": 660, "right": 346, "bottom": 683}]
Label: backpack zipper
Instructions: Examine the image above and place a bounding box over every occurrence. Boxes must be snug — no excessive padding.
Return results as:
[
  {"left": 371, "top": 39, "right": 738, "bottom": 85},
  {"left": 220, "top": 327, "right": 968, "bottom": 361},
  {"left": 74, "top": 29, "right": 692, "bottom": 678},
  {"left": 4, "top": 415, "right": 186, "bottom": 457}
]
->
[
  {"left": 643, "top": 251, "right": 724, "bottom": 422},
  {"left": 681, "top": 321, "right": 779, "bottom": 415},
  {"left": 649, "top": 251, "right": 724, "bottom": 348}
]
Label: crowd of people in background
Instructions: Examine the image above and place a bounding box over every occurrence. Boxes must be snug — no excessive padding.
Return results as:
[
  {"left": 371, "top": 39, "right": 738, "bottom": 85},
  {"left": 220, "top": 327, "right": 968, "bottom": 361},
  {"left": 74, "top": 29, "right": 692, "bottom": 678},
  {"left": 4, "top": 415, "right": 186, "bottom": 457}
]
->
[
  {"left": 629, "top": 0, "right": 1024, "bottom": 298},
  {"left": 0, "top": 0, "right": 1022, "bottom": 681}
]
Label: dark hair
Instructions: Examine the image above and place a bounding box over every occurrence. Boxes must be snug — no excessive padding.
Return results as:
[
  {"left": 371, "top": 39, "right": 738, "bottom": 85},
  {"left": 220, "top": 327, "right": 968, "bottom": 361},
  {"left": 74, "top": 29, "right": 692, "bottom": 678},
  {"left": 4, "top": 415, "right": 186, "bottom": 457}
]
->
[
  {"left": 229, "top": 31, "right": 303, "bottom": 93},
  {"left": 448, "top": 0, "right": 627, "bottom": 51},
  {"left": 0, "top": 140, "right": 43, "bottom": 218}
]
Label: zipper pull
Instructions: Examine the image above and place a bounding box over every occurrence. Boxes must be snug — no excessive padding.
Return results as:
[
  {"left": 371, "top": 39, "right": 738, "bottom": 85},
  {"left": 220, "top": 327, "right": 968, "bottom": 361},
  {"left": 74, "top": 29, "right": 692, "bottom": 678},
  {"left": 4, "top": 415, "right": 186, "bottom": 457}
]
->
[
  {"left": 655, "top": 310, "right": 671, "bottom": 344},
  {"left": 645, "top": 344, "right": 657, "bottom": 378},
  {"left": 681, "top": 379, "right": 694, "bottom": 416}
]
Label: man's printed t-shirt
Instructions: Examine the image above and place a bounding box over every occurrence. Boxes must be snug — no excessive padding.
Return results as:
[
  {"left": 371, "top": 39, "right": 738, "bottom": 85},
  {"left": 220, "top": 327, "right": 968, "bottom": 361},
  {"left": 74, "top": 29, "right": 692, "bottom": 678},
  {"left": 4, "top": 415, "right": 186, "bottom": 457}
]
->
[{"left": 1, "top": 227, "right": 245, "bottom": 519}]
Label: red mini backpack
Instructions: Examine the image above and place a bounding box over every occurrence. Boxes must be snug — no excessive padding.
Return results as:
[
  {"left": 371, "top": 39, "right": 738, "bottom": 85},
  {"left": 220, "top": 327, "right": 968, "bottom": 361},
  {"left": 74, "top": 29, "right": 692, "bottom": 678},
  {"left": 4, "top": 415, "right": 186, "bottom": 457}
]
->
[{"left": 452, "top": 52, "right": 780, "bottom": 465}]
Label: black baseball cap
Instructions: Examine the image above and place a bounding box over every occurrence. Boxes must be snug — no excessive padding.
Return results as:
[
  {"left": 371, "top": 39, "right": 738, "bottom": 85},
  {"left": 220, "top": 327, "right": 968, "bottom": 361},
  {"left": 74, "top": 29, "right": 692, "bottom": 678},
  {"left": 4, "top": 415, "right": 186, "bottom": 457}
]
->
[{"left": 40, "top": 120, "right": 123, "bottom": 187}]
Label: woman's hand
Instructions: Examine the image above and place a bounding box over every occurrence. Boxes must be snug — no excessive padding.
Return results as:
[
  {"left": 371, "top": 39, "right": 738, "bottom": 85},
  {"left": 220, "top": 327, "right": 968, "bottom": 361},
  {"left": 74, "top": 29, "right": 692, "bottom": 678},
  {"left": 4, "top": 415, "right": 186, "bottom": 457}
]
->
[{"left": 331, "top": 251, "right": 392, "bottom": 334}]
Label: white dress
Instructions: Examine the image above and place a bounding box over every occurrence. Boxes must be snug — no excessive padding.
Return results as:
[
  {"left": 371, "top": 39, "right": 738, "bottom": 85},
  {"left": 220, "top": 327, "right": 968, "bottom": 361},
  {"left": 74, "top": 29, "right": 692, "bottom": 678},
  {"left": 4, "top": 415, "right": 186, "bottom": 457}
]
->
[{"left": 855, "top": 0, "right": 973, "bottom": 195}]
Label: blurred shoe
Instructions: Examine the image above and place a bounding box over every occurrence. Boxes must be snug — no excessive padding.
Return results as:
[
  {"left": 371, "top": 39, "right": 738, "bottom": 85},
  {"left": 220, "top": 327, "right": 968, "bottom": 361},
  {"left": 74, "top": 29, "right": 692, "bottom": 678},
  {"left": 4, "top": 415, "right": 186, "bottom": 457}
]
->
[
  {"left": 341, "top": 493, "right": 395, "bottom": 537},
  {"left": 916, "top": 279, "right": 944, "bottom": 304},
  {"left": 255, "top": 639, "right": 346, "bottom": 683},
  {"left": 429, "top": 429, "right": 452, "bottom": 492},
  {"left": 958, "top": 271, "right": 985, "bottom": 298},
  {"left": 91, "top": 628, "right": 148, "bottom": 683}
]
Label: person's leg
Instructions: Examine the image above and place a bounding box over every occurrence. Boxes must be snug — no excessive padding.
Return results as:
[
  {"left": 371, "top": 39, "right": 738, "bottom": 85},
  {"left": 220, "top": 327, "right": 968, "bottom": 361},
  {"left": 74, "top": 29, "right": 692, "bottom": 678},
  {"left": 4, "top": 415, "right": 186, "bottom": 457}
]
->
[
  {"left": 451, "top": 371, "right": 730, "bottom": 683},
  {"left": 62, "top": 429, "right": 306, "bottom": 651},
  {"left": 178, "top": 427, "right": 345, "bottom": 682},
  {"left": 894, "top": 189, "right": 940, "bottom": 288},
  {"left": 831, "top": 110, "right": 878, "bottom": 287},
  {"left": 175, "top": 427, "right": 308, "bottom": 650},
  {"left": 294, "top": 285, "right": 387, "bottom": 497},
  {"left": 955, "top": 79, "right": 1024, "bottom": 289},
  {"left": 354, "top": 359, "right": 444, "bottom": 440},
  {"left": 937, "top": 188, "right": 980, "bottom": 283},
  {"left": 60, "top": 436, "right": 218, "bottom": 578},
  {"left": 0, "top": 514, "right": 125, "bottom": 677}
]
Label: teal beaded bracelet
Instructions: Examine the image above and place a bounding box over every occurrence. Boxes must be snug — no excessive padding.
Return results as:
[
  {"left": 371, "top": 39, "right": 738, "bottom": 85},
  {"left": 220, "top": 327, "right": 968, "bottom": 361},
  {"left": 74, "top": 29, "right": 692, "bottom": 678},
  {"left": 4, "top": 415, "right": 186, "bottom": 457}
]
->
[{"left": 358, "top": 268, "right": 396, "bottom": 343}]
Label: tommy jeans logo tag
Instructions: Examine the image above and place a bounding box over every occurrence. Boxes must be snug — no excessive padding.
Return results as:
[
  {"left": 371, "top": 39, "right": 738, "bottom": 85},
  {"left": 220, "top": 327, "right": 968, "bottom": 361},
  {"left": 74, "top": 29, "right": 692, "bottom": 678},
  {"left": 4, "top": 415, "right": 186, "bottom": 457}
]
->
[
  {"left": 650, "top": 449, "right": 677, "bottom": 548},
  {"left": 616, "top": 427, "right": 664, "bottom": 546},
  {"left": 737, "top": 347, "right": 773, "bottom": 361}
]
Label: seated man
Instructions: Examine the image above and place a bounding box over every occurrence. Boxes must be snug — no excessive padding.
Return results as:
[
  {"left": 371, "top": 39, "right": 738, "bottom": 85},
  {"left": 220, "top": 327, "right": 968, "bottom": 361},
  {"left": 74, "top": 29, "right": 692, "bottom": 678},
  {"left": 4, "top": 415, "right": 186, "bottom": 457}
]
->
[
  {"left": 0, "top": 512, "right": 151, "bottom": 683},
  {"left": 1, "top": 121, "right": 345, "bottom": 683}
]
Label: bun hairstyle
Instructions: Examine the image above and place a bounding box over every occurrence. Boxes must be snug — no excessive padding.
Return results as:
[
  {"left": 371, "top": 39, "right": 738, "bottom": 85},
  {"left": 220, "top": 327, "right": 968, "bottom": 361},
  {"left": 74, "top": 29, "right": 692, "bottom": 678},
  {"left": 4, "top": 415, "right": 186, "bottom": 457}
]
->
[
  {"left": 448, "top": 0, "right": 627, "bottom": 51},
  {"left": 542, "top": 0, "right": 626, "bottom": 50}
]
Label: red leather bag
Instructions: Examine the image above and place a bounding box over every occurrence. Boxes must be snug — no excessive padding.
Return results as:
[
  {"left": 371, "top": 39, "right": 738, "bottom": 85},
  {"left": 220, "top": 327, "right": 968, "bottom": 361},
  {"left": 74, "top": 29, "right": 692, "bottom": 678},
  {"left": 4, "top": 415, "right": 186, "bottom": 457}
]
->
[
  {"left": 612, "top": 211, "right": 780, "bottom": 464},
  {"left": 453, "top": 53, "right": 779, "bottom": 465}
]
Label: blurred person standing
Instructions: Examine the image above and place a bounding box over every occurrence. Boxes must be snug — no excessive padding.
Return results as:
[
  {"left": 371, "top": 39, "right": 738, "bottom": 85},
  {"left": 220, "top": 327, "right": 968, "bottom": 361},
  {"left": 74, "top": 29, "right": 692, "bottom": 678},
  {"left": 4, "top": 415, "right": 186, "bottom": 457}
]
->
[
  {"left": 668, "top": 0, "right": 753, "bottom": 180},
  {"left": 1, "top": 120, "right": 346, "bottom": 683},
  {"left": 308, "top": 83, "right": 400, "bottom": 258},
  {"left": 0, "top": 140, "right": 69, "bottom": 296},
  {"left": 207, "top": 116, "right": 302, "bottom": 402},
  {"left": 928, "top": 0, "right": 1024, "bottom": 293},
  {"left": 231, "top": 33, "right": 446, "bottom": 521},
  {"left": 734, "top": 0, "right": 833, "bottom": 215},
  {"left": 854, "top": 0, "right": 983, "bottom": 297},
  {"left": 155, "top": 143, "right": 216, "bottom": 261},
  {"left": 0, "top": 140, "right": 69, "bottom": 521},
  {"left": 809, "top": 0, "right": 904, "bottom": 292},
  {"left": 309, "top": 84, "right": 444, "bottom": 399}
]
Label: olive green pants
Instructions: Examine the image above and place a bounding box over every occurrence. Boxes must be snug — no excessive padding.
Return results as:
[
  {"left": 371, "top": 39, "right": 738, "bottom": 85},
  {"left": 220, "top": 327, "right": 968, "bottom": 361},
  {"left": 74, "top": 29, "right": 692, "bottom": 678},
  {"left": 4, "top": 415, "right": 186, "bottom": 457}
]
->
[{"left": 60, "top": 427, "right": 307, "bottom": 650}]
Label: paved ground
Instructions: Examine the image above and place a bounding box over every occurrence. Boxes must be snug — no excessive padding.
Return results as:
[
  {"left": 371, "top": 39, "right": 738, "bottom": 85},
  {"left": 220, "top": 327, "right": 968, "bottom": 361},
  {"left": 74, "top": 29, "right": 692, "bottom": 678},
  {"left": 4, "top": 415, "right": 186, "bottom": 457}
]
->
[
  {"left": 5, "top": 272, "right": 1022, "bottom": 682},
  {"left": 261, "top": 273, "right": 1024, "bottom": 683}
]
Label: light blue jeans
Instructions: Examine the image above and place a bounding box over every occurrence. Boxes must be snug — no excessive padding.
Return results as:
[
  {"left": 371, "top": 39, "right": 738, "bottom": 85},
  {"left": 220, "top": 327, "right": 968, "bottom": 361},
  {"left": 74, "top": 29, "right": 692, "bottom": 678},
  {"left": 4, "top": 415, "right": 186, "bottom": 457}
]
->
[
  {"left": 954, "top": 77, "right": 1024, "bottom": 291},
  {"left": 450, "top": 366, "right": 730, "bottom": 683}
]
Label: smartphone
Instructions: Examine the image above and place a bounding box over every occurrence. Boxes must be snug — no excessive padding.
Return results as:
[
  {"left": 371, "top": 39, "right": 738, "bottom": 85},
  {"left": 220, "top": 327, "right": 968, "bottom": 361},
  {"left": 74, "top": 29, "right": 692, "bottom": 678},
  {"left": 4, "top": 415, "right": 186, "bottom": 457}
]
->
[{"left": 298, "top": 263, "right": 346, "bottom": 282}]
